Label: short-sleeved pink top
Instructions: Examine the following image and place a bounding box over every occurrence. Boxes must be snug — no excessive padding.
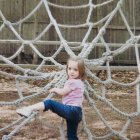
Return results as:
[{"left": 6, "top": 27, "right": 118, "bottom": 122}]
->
[{"left": 62, "top": 79, "right": 84, "bottom": 107}]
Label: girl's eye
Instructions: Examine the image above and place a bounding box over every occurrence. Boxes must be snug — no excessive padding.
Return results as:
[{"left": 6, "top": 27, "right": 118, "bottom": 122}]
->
[{"left": 68, "top": 67, "right": 71, "bottom": 70}]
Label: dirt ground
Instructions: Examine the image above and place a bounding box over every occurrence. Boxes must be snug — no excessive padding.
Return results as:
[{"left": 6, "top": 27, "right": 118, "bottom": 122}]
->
[{"left": 0, "top": 69, "right": 140, "bottom": 140}]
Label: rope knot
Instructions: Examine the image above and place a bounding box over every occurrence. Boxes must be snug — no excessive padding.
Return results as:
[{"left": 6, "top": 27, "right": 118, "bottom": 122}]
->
[
  {"left": 100, "top": 28, "right": 106, "bottom": 35},
  {"left": 91, "top": 4, "right": 95, "bottom": 9},
  {"left": 107, "top": 55, "right": 113, "bottom": 62},
  {"left": 132, "top": 36, "right": 138, "bottom": 44},
  {"left": 87, "top": 22, "right": 93, "bottom": 27},
  {"left": 4, "top": 20, "right": 11, "bottom": 26},
  {"left": 98, "top": 28, "right": 106, "bottom": 37},
  {"left": 24, "top": 69, "right": 30, "bottom": 76},
  {"left": 23, "top": 40, "right": 30, "bottom": 45},
  {"left": 15, "top": 99, "right": 22, "bottom": 106},
  {"left": 102, "top": 51, "right": 113, "bottom": 62}
]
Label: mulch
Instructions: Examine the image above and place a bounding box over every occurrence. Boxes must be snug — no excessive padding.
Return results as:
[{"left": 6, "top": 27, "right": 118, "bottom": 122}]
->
[{"left": 0, "top": 68, "right": 140, "bottom": 140}]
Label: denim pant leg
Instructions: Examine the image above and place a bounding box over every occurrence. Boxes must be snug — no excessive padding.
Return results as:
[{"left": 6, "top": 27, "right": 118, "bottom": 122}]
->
[
  {"left": 66, "top": 119, "right": 79, "bottom": 140},
  {"left": 66, "top": 107, "right": 82, "bottom": 140},
  {"left": 43, "top": 99, "right": 72, "bottom": 119},
  {"left": 43, "top": 99, "right": 82, "bottom": 140}
]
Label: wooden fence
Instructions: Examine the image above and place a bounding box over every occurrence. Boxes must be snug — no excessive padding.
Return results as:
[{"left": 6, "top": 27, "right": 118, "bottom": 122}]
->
[{"left": 0, "top": 0, "right": 140, "bottom": 65}]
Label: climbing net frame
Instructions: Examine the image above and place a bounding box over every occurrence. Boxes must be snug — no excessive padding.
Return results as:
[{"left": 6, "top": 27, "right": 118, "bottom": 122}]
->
[{"left": 0, "top": 0, "right": 140, "bottom": 140}]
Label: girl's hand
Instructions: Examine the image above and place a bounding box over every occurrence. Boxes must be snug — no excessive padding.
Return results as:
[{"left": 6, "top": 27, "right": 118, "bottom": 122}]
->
[
  {"left": 49, "top": 86, "right": 71, "bottom": 96},
  {"left": 49, "top": 88, "right": 57, "bottom": 93}
]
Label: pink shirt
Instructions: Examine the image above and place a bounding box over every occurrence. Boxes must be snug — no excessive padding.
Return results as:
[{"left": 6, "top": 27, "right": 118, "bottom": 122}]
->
[{"left": 62, "top": 79, "right": 84, "bottom": 107}]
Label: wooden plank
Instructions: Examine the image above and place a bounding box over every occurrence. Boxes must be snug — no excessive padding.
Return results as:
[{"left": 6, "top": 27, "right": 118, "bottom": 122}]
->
[
  {"left": 0, "top": 0, "right": 140, "bottom": 65},
  {"left": 0, "top": 64, "right": 138, "bottom": 71}
]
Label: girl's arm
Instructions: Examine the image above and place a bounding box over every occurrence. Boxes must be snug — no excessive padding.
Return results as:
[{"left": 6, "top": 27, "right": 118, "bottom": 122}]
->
[{"left": 49, "top": 86, "right": 71, "bottom": 96}]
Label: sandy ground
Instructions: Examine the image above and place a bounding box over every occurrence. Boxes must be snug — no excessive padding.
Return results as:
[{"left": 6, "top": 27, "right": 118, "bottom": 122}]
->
[{"left": 0, "top": 70, "right": 140, "bottom": 140}]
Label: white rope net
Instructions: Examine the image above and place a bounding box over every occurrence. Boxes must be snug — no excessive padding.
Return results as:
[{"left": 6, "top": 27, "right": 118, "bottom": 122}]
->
[{"left": 0, "top": 0, "right": 140, "bottom": 140}]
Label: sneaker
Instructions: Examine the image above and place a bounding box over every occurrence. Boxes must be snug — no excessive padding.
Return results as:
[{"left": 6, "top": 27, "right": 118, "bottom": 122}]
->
[{"left": 16, "top": 107, "right": 33, "bottom": 117}]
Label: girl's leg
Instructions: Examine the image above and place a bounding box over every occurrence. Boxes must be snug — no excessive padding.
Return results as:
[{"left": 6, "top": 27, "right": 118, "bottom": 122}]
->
[
  {"left": 44, "top": 100, "right": 82, "bottom": 140},
  {"left": 43, "top": 99, "right": 74, "bottom": 119},
  {"left": 17, "top": 99, "right": 82, "bottom": 139},
  {"left": 66, "top": 120, "right": 79, "bottom": 140},
  {"left": 16, "top": 99, "right": 71, "bottom": 118}
]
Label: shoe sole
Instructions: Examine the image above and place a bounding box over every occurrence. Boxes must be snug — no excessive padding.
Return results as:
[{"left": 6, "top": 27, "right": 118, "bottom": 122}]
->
[{"left": 16, "top": 110, "right": 29, "bottom": 117}]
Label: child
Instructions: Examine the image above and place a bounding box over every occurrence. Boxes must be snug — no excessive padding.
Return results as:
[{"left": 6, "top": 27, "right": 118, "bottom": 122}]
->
[{"left": 16, "top": 56, "right": 86, "bottom": 140}]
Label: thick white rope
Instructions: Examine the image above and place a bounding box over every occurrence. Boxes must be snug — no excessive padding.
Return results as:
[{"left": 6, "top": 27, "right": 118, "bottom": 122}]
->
[{"left": 0, "top": 0, "right": 140, "bottom": 139}]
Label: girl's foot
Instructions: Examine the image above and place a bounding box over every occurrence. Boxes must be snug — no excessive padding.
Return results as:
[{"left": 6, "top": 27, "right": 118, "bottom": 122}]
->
[{"left": 16, "top": 107, "right": 33, "bottom": 117}]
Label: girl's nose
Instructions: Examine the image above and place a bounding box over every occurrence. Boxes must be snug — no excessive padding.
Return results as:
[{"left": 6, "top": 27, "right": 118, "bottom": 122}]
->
[{"left": 71, "top": 70, "right": 74, "bottom": 73}]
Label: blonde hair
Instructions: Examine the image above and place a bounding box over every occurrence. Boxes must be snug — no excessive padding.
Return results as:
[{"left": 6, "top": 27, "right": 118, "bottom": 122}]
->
[{"left": 66, "top": 56, "right": 86, "bottom": 80}]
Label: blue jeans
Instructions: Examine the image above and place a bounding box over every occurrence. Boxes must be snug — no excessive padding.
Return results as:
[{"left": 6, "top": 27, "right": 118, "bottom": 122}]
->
[{"left": 43, "top": 99, "right": 82, "bottom": 140}]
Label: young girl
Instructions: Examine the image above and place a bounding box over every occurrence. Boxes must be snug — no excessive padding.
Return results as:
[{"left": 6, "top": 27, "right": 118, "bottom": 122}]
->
[{"left": 16, "top": 56, "right": 86, "bottom": 140}]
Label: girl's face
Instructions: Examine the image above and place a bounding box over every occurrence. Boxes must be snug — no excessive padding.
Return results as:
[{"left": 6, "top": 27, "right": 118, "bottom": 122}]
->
[{"left": 67, "top": 60, "right": 79, "bottom": 79}]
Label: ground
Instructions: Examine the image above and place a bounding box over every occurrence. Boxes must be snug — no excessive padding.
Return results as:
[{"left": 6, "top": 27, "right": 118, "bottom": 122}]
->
[{"left": 0, "top": 68, "right": 140, "bottom": 140}]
